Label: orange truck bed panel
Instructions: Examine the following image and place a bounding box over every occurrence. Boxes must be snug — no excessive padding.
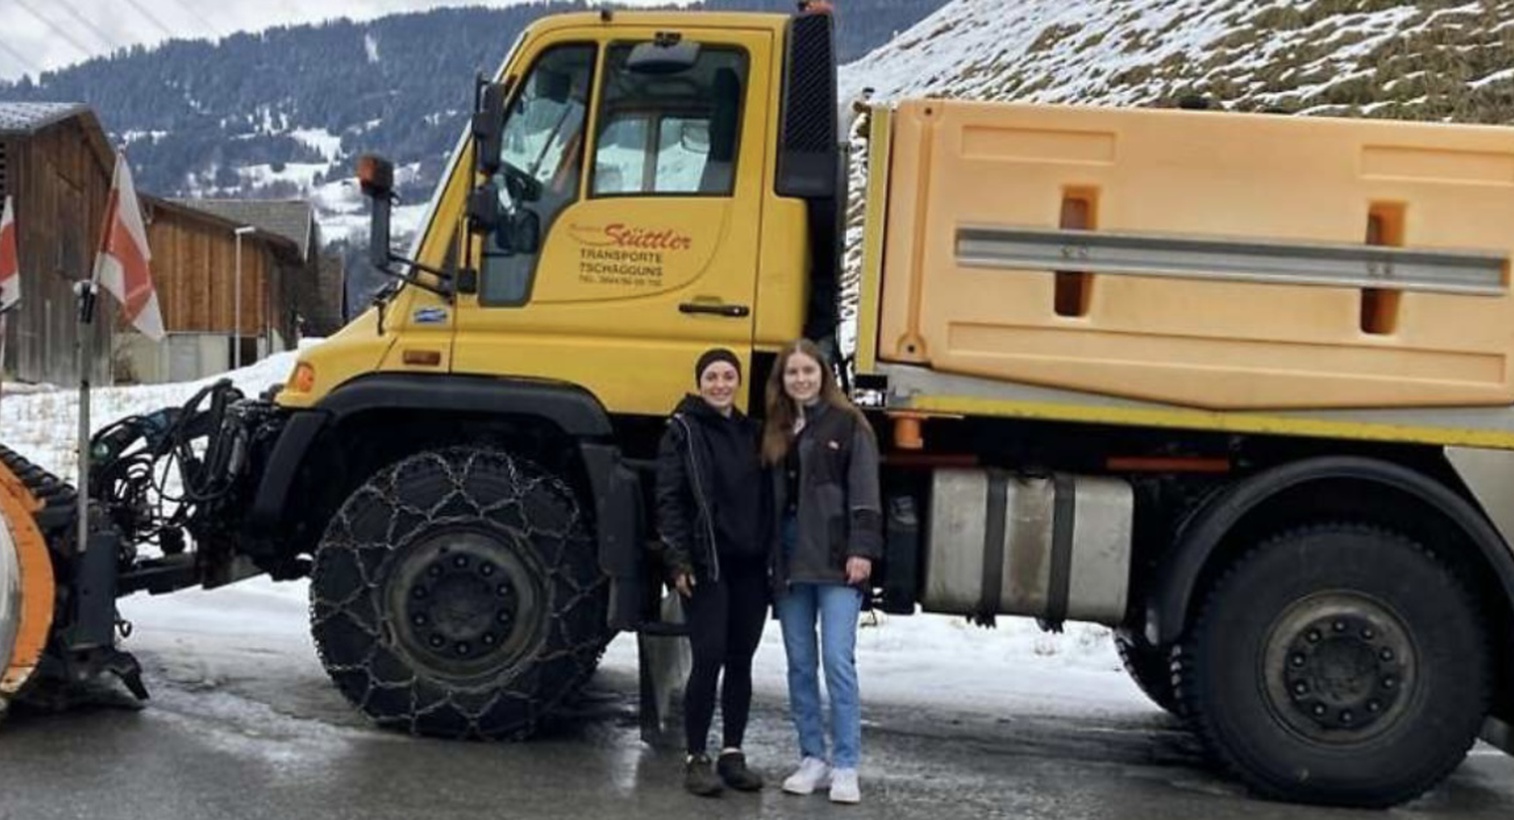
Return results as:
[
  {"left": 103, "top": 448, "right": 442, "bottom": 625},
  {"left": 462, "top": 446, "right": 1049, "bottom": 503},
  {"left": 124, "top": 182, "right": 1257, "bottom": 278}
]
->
[{"left": 875, "top": 99, "right": 1514, "bottom": 411}]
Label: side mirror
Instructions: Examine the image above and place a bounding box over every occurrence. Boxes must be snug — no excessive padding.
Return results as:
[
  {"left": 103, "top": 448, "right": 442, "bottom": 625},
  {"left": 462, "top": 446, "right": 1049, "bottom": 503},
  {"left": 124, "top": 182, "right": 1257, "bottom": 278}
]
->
[
  {"left": 467, "top": 181, "right": 504, "bottom": 237},
  {"left": 627, "top": 38, "right": 700, "bottom": 75},
  {"left": 357, "top": 154, "right": 396, "bottom": 271},
  {"left": 508, "top": 210, "right": 540, "bottom": 255},
  {"left": 473, "top": 80, "right": 510, "bottom": 177}
]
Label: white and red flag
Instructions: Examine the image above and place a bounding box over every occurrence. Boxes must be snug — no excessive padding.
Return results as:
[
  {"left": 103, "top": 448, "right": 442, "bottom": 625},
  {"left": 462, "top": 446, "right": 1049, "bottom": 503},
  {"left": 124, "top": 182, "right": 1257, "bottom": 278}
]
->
[
  {"left": 0, "top": 195, "right": 18, "bottom": 314},
  {"left": 92, "top": 152, "right": 164, "bottom": 341}
]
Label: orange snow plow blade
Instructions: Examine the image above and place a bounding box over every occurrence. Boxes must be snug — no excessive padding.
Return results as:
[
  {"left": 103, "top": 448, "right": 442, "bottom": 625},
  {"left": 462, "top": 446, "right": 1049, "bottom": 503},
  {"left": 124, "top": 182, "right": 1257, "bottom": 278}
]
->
[{"left": 0, "top": 458, "right": 56, "bottom": 716}]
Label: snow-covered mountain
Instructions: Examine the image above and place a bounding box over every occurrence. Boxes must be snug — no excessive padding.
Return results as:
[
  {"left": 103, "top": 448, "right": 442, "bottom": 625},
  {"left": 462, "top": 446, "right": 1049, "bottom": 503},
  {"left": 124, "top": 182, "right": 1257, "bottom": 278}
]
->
[
  {"left": 8, "top": 0, "right": 1511, "bottom": 265},
  {"left": 844, "top": 0, "right": 1514, "bottom": 121}
]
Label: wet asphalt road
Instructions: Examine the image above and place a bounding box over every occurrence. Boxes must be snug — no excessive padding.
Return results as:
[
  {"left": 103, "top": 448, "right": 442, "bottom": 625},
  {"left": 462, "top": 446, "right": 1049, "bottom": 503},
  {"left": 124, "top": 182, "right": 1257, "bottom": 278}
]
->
[{"left": 2, "top": 656, "right": 1512, "bottom": 820}]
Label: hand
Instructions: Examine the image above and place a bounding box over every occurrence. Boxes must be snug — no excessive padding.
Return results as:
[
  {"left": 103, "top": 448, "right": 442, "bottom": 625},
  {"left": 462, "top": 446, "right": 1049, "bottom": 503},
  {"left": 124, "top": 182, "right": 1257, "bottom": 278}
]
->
[
  {"left": 845, "top": 557, "right": 872, "bottom": 586},
  {"left": 674, "top": 572, "right": 696, "bottom": 598}
]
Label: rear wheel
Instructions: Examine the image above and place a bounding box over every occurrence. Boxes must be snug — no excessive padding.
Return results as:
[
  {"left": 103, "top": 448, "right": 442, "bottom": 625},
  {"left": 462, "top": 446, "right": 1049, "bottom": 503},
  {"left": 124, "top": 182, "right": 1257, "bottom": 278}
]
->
[
  {"left": 1177, "top": 523, "right": 1489, "bottom": 807},
  {"left": 310, "top": 447, "right": 609, "bottom": 739}
]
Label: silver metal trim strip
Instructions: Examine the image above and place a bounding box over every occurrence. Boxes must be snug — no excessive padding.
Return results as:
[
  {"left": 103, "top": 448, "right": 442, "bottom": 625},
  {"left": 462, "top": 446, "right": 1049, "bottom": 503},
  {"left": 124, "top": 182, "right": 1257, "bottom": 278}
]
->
[{"left": 957, "top": 226, "right": 1508, "bottom": 295}]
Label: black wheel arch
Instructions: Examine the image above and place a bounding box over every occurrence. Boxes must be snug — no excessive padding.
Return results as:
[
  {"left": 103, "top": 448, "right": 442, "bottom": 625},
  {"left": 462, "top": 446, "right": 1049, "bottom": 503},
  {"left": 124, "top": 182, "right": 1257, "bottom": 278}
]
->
[
  {"left": 1146, "top": 455, "right": 1514, "bottom": 648},
  {"left": 245, "top": 373, "right": 628, "bottom": 565}
]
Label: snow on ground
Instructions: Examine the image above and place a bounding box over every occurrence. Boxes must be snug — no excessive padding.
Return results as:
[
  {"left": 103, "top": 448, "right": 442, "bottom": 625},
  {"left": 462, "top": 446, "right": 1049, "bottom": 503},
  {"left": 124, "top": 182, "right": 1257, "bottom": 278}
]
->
[{"left": 1, "top": 348, "right": 1151, "bottom": 719}]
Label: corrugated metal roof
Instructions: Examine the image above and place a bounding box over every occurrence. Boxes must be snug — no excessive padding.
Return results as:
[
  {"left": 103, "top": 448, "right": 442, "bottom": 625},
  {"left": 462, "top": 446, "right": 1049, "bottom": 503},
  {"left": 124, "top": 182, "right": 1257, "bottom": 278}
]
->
[
  {"left": 172, "top": 198, "right": 315, "bottom": 260},
  {"left": 0, "top": 102, "right": 88, "bottom": 133}
]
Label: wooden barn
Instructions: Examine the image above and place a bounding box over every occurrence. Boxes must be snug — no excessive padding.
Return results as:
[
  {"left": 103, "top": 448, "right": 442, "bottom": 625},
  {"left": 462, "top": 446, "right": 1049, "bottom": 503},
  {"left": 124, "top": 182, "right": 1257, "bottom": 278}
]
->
[
  {"left": 179, "top": 199, "right": 343, "bottom": 337},
  {"left": 119, "top": 196, "right": 314, "bottom": 384},
  {"left": 0, "top": 102, "right": 115, "bottom": 386}
]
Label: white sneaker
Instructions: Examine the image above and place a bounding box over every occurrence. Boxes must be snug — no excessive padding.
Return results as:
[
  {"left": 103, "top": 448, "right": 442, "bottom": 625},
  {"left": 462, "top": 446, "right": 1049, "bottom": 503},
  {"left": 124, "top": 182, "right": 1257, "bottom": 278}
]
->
[
  {"left": 782, "top": 756, "right": 831, "bottom": 795},
  {"left": 829, "top": 768, "right": 860, "bottom": 804}
]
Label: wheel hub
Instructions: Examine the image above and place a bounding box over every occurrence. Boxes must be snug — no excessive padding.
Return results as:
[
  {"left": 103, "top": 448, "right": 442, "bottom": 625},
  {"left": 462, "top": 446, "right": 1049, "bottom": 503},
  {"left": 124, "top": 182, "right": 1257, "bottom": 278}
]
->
[
  {"left": 1265, "top": 596, "right": 1415, "bottom": 742},
  {"left": 388, "top": 529, "right": 541, "bottom": 678}
]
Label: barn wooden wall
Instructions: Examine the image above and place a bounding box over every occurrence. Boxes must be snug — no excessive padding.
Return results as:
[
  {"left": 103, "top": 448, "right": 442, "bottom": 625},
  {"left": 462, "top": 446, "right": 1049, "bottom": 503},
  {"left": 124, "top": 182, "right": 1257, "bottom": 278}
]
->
[
  {"left": 0, "top": 121, "right": 113, "bottom": 386},
  {"left": 143, "top": 206, "right": 275, "bottom": 335}
]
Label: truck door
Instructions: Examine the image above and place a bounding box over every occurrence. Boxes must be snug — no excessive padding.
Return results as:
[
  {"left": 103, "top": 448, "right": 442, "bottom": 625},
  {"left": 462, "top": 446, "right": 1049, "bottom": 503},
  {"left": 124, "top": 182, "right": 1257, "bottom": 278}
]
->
[{"left": 453, "top": 27, "right": 773, "bottom": 416}]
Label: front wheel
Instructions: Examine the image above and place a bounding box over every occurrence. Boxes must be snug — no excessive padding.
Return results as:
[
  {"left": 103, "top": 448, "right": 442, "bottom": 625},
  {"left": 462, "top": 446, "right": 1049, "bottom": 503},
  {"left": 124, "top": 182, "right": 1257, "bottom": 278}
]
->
[
  {"left": 1177, "top": 524, "right": 1490, "bottom": 808},
  {"left": 310, "top": 447, "right": 609, "bottom": 739}
]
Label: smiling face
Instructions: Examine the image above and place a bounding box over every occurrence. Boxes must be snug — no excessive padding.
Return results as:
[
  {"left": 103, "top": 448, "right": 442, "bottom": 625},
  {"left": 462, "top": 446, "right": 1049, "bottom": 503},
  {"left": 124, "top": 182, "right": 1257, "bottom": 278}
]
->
[
  {"left": 699, "top": 360, "right": 740, "bottom": 413},
  {"left": 782, "top": 350, "right": 823, "bottom": 405}
]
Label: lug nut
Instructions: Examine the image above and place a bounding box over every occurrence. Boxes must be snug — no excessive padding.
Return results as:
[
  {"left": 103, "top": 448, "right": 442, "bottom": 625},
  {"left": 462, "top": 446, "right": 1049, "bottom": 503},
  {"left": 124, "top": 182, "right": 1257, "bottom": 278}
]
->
[
  {"left": 1313, "top": 704, "right": 1327, "bottom": 716},
  {"left": 454, "top": 556, "right": 469, "bottom": 569},
  {"left": 1307, "top": 630, "right": 1321, "bottom": 643},
  {"left": 483, "top": 634, "right": 496, "bottom": 646},
  {"left": 1367, "top": 700, "right": 1381, "bottom": 713},
  {"left": 481, "top": 563, "right": 495, "bottom": 577},
  {"left": 497, "top": 584, "right": 512, "bottom": 598},
  {"left": 1380, "top": 648, "right": 1394, "bottom": 662},
  {"left": 1341, "top": 711, "right": 1354, "bottom": 724},
  {"left": 429, "top": 635, "right": 445, "bottom": 648},
  {"left": 1293, "top": 682, "right": 1308, "bottom": 695},
  {"left": 413, "top": 614, "right": 427, "bottom": 626},
  {"left": 1333, "top": 620, "right": 1346, "bottom": 633},
  {"left": 1361, "top": 627, "right": 1375, "bottom": 640},
  {"left": 413, "top": 588, "right": 428, "bottom": 600},
  {"left": 1383, "top": 676, "right": 1396, "bottom": 690},
  {"left": 456, "top": 643, "right": 471, "bottom": 656},
  {"left": 497, "top": 611, "right": 512, "bottom": 624},
  {"left": 428, "top": 566, "right": 443, "bottom": 578},
  {"left": 1291, "top": 654, "right": 1306, "bottom": 668}
]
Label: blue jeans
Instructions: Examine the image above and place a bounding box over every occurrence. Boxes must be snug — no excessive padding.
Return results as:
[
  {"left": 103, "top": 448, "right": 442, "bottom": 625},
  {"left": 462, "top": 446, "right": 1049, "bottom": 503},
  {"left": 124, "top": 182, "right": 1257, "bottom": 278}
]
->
[{"left": 776, "top": 582, "right": 864, "bottom": 769}]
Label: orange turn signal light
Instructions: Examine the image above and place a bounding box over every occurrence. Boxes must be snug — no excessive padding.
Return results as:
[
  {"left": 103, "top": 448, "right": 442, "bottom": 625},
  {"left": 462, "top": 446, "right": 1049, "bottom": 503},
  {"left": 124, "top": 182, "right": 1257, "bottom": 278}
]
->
[
  {"left": 403, "top": 349, "right": 443, "bottom": 367},
  {"left": 289, "top": 362, "right": 316, "bottom": 393},
  {"left": 357, "top": 154, "right": 395, "bottom": 196}
]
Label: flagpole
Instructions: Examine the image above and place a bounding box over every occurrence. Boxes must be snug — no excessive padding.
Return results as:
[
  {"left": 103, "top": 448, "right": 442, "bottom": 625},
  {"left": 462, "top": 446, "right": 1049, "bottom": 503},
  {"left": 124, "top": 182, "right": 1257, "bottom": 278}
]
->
[
  {"left": 77, "top": 152, "right": 116, "bottom": 560},
  {"left": 0, "top": 311, "right": 9, "bottom": 414},
  {"left": 75, "top": 280, "right": 96, "bottom": 558}
]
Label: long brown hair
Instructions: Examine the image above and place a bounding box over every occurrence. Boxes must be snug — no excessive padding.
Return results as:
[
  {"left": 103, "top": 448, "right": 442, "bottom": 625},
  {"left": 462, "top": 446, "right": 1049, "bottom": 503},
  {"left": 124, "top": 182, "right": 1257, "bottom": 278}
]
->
[{"left": 762, "top": 339, "right": 869, "bottom": 465}]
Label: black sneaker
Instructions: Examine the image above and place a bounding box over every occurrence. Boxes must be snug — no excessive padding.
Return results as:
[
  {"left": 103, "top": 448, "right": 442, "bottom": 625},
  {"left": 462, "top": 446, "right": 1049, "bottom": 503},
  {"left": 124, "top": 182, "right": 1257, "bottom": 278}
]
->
[
  {"left": 685, "top": 753, "right": 724, "bottom": 797},
  {"left": 717, "top": 751, "right": 764, "bottom": 792}
]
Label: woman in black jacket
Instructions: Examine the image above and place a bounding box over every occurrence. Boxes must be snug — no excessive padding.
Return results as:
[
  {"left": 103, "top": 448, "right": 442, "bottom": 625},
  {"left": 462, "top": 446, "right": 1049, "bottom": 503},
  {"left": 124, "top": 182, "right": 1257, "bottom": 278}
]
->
[{"left": 654, "top": 348, "right": 769, "bottom": 797}]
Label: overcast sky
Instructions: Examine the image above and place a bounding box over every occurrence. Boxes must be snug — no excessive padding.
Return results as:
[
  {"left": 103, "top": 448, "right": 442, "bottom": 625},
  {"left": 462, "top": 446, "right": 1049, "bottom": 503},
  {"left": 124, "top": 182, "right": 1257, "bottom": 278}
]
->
[{"left": 0, "top": 0, "right": 689, "bottom": 81}]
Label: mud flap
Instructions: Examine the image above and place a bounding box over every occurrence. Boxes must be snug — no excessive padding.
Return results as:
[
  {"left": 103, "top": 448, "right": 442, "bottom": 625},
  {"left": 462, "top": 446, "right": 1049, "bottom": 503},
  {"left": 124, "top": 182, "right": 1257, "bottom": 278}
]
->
[{"left": 637, "top": 591, "right": 690, "bottom": 747}]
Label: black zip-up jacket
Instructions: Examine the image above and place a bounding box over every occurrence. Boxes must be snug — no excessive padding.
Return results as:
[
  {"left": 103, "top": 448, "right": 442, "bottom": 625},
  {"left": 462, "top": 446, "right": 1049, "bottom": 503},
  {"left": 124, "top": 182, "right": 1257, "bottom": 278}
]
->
[
  {"left": 653, "top": 395, "right": 766, "bottom": 583},
  {"left": 770, "top": 401, "right": 884, "bottom": 589}
]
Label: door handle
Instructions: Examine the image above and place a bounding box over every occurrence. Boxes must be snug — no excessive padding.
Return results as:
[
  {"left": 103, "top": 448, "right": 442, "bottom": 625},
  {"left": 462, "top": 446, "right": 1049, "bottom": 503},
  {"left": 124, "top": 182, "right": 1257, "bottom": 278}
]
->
[{"left": 678, "top": 302, "right": 750, "bottom": 318}]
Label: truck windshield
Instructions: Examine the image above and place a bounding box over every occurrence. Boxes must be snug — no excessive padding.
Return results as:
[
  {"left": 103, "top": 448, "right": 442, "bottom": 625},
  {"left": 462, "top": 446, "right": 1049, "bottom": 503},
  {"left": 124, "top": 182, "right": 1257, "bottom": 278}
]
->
[{"left": 496, "top": 44, "right": 595, "bottom": 214}]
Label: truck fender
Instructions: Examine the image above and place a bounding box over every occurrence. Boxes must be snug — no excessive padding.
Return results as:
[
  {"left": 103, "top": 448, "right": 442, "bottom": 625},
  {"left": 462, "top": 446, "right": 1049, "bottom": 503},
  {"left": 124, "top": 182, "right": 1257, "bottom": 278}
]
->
[
  {"left": 248, "top": 373, "right": 614, "bottom": 533},
  {"left": 1145, "top": 456, "right": 1514, "bottom": 646}
]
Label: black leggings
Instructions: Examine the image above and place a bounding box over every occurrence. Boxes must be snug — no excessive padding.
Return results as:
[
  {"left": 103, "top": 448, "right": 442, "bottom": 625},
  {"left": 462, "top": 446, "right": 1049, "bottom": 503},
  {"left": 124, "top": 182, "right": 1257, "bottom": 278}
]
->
[{"left": 683, "top": 558, "right": 769, "bottom": 755}]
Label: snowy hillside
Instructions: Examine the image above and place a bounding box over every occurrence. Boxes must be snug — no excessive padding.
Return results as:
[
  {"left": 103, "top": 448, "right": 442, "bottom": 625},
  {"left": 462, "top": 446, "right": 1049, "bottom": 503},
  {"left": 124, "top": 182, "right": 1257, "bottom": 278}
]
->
[
  {"left": 0, "top": 351, "right": 1148, "bottom": 719},
  {"left": 841, "top": 0, "right": 1514, "bottom": 121}
]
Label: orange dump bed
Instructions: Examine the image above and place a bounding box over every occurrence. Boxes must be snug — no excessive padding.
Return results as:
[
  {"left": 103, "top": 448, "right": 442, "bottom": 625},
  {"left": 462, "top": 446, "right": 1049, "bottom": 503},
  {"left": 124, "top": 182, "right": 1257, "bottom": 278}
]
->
[{"left": 874, "top": 99, "right": 1514, "bottom": 411}]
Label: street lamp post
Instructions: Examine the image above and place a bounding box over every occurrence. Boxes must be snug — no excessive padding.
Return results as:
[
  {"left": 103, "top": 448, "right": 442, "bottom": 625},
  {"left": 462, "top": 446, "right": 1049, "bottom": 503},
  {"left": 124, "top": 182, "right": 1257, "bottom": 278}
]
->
[{"left": 233, "top": 225, "right": 256, "bottom": 370}]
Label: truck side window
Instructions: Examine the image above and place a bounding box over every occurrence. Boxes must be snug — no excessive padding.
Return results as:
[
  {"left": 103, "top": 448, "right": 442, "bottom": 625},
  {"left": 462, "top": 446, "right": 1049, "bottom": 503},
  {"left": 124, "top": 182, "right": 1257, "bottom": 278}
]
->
[
  {"left": 481, "top": 43, "right": 596, "bottom": 307},
  {"left": 591, "top": 44, "right": 748, "bottom": 197}
]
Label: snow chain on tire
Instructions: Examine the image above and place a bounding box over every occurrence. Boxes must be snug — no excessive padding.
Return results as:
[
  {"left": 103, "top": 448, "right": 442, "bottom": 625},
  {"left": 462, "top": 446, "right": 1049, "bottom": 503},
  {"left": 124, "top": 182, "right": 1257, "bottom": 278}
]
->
[{"left": 310, "top": 447, "right": 610, "bottom": 740}]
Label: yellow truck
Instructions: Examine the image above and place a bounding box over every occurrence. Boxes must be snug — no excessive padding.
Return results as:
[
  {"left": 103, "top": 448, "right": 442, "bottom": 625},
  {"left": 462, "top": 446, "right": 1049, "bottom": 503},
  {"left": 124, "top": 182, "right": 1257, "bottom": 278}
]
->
[{"left": 4, "top": 4, "right": 1514, "bottom": 809}]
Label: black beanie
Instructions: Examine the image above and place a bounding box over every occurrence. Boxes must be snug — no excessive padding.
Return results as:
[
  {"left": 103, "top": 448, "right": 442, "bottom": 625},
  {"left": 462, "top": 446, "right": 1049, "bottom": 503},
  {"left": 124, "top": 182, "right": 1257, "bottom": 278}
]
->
[{"left": 694, "top": 348, "right": 742, "bottom": 384}]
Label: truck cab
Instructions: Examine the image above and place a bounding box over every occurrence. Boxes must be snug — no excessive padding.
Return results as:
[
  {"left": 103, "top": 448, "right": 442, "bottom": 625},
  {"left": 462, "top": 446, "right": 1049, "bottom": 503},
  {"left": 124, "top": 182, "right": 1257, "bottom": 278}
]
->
[{"left": 278, "top": 8, "right": 843, "bottom": 419}]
